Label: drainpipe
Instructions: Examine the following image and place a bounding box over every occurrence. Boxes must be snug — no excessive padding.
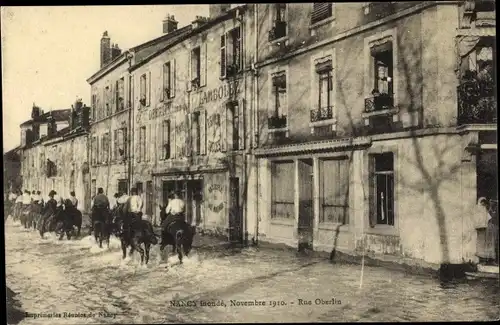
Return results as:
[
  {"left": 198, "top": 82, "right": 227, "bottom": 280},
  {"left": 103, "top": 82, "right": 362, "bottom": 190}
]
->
[
  {"left": 253, "top": 3, "right": 260, "bottom": 245},
  {"left": 127, "top": 52, "right": 134, "bottom": 192}
]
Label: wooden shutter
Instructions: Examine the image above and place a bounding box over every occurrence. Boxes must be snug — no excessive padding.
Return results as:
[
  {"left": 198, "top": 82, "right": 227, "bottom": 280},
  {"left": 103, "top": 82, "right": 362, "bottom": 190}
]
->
[
  {"left": 160, "top": 64, "right": 166, "bottom": 102},
  {"left": 123, "top": 128, "right": 128, "bottom": 158},
  {"left": 235, "top": 27, "right": 242, "bottom": 70},
  {"left": 200, "top": 43, "right": 207, "bottom": 87},
  {"left": 227, "top": 31, "right": 234, "bottom": 69},
  {"left": 148, "top": 71, "right": 152, "bottom": 106},
  {"left": 220, "top": 34, "right": 226, "bottom": 78},
  {"left": 239, "top": 99, "right": 245, "bottom": 150},
  {"left": 187, "top": 49, "right": 193, "bottom": 92},
  {"left": 311, "top": 3, "right": 332, "bottom": 24},
  {"left": 185, "top": 114, "right": 192, "bottom": 157},
  {"left": 170, "top": 116, "right": 176, "bottom": 158},
  {"left": 221, "top": 108, "right": 227, "bottom": 152},
  {"left": 171, "top": 59, "right": 176, "bottom": 98},
  {"left": 200, "top": 110, "right": 207, "bottom": 155},
  {"left": 113, "top": 129, "right": 118, "bottom": 160}
]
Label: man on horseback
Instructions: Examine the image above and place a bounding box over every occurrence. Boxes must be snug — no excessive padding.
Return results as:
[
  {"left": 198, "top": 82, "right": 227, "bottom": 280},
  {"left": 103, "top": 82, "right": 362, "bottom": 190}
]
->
[
  {"left": 160, "top": 191, "right": 186, "bottom": 247},
  {"left": 90, "top": 187, "right": 110, "bottom": 235},
  {"left": 39, "top": 190, "right": 58, "bottom": 236},
  {"left": 127, "top": 187, "right": 143, "bottom": 227}
]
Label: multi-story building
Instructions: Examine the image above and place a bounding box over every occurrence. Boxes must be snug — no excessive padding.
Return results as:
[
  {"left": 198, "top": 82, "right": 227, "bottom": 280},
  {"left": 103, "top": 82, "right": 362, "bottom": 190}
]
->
[
  {"left": 86, "top": 25, "right": 192, "bottom": 200},
  {"left": 4, "top": 147, "right": 22, "bottom": 194},
  {"left": 19, "top": 100, "right": 92, "bottom": 213},
  {"left": 128, "top": 4, "right": 255, "bottom": 241},
  {"left": 247, "top": 1, "right": 497, "bottom": 266}
]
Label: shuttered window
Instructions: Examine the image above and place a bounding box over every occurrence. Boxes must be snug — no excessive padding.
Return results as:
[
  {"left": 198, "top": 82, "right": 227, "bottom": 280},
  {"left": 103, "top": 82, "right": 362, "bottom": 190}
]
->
[
  {"left": 271, "top": 161, "right": 295, "bottom": 219},
  {"left": 162, "top": 120, "right": 171, "bottom": 160},
  {"left": 311, "top": 3, "right": 333, "bottom": 25},
  {"left": 320, "top": 158, "right": 349, "bottom": 224},
  {"left": 220, "top": 35, "right": 226, "bottom": 78}
]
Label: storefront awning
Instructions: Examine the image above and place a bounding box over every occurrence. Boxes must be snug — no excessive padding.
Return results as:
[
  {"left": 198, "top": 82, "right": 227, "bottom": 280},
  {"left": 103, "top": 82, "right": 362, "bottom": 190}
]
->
[{"left": 254, "top": 136, "right": 372, "bottom": 157}]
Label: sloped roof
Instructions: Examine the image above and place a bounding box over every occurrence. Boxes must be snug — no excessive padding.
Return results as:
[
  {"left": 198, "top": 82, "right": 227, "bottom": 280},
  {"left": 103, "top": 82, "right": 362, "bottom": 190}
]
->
[{"left": 20, "top": 109, "right": 71, "bottom": 127}]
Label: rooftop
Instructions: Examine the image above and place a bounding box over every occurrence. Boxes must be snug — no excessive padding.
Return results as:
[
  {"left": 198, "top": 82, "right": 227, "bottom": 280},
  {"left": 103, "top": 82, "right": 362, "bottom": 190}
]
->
[{"left": 20, "top": 109, "right": 71, "bottom": 127}]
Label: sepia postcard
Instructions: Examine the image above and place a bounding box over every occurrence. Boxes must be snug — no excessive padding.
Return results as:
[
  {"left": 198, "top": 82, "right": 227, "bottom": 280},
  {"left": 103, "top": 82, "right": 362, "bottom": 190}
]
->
[{"left": 2, "top": 2, "right": 499, "bottom": 324}]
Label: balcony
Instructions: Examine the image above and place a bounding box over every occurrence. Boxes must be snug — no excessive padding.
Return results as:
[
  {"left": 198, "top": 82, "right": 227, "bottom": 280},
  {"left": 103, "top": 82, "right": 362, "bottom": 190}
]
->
[
  {"left": 364, "top": 94, "right": 394, "bottom": 112},
  {"left": 268, "top": 115, "right": 287, "bottom": 129},
  {"left": 310, "top": 106, "right": 333, "bottom": 122},
  {"left": 457, "top": 78, "right": 497, "bottom": 125},
  {"left": 268, "top": 21, "right": 287, "bottom": 41}
]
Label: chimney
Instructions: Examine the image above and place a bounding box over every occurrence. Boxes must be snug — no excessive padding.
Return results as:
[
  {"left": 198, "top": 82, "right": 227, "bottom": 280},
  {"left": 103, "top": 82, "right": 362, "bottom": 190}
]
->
[
  {"left": 31, "top": 103, "right": 41, "bottom": 119},
  {"left": 100, "top": 31, "right": 111, "bottom": 68},
  {"left": 163, "top": 14, "right": 178, "bottom": 34},
  {"left": 192, "top": 16, "right": 209, "bottom": 29},
  {"left": 111, "top": 43, "right": 122, "bottom": 60},
  {"left": 209, "top": 4, "right": 231, "bottom": 19}
]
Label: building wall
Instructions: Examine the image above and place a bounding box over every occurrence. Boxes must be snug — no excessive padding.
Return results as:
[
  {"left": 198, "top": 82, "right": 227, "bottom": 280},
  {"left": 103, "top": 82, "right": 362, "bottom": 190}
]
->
[
  {"left": 130, "top": 6, "right": 255, "bottom": 233},
  {"left": 89, "top": 60, "right": 132, "bottom": 199},
  {"left": 20, "top": 134, "right": 91, "bottom": 213},
  {"left": 254, "top": 131, "right": 480, "bottom": 265}
]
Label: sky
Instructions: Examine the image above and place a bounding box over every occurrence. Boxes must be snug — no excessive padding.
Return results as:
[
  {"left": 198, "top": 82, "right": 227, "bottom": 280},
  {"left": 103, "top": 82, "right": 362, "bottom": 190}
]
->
[{"left": 1, "top": 5, "right": 212, "bottom": 153}]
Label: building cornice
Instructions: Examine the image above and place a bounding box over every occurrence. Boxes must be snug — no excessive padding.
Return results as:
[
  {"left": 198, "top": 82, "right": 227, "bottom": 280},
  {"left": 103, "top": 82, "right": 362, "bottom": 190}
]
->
[{"left": 255, "top": 1, "right": 440, "bottom": 69}]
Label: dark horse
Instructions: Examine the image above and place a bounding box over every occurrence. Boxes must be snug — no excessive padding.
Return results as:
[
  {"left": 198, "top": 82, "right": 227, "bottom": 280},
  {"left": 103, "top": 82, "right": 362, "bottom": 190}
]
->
[
  {"left": 115, "top": 205, "right": 158, "bottom": 265},
  {"left": 63, "top": 199, "right": 82, "bottom": 238},
  {"left": 92, "top": 206, "right": 112, "bottom": 248},
  {"left": 158, "top": 205, "right": 195, "bottom": 264},
  {"left": 39, "top": 199, "right": 62, "bottom": 238}
]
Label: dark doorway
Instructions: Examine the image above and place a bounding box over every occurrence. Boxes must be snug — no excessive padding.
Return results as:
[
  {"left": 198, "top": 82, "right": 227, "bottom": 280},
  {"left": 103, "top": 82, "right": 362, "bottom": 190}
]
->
[
  {"left": 229, "top": 177, "right": 243, "bottom": 244},
  {"left": 118, "top": 179, "right": 128, "bottom": 195},
  {"left": 298, "top": 159, "right": 314, "bottom": 251},
  {"left": 162, "top": 179, "right": 203, "bottom": 226},
  {"left": 146, "top": 181, "right": 154, "bottom": 216}
]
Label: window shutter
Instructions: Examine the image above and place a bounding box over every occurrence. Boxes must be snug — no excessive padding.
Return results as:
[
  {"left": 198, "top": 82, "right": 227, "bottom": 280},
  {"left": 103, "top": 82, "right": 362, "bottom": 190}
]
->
[
  {"left": 171, "top": 59, "right": 176, "bottom": 98},
  {"left": 123, "top": 128, "right": 128, "bottom": 158},
  {"left": 200, "top": 43, "right": 207, "bottom": 87},
  {"left": 200, "top": 110, "right": 207, "bottom": 155},
  {"left": 188, "top": 51, "right": 193, "bottom": 92},
  {"left": 113, "top": 129, "right": 118, "bottom": 160},
  {"left": 221, "top": 108, "right": 227, "bottom": 152},
  {"left": 239, "top": 99, "right": 245, "bottom": 150},
  {"left": 311, "top": 3, "right": 332, "bottom": 24},
  {"left": 368, "top": 156, "right": 376, "bottom": 228},
  {"left": 185, "top": 114, "right": 192, "bottom": 157},
  {"left": 236, "top": 27, "right": 242, "bottom": 70},
  {"left": 220, "top": 34, "right": 226, "bottom": 78},
  {"left": 148, "top": 71, "right": 152, "bottom": 106},
  {"left": 170, "top": 117, "right": 176, "bottom": 158},
  {"left": 160, "top": 64, "right": 166, "bottom": 102}
]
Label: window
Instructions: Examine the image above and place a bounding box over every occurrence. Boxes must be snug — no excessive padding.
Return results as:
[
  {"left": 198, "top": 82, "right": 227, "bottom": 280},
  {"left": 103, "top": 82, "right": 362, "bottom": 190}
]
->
[
  {"left": 162, "top": 62, "right": 173, "bottom": 101},
  {"left": 113, "top": 127, "right": 128, "bottom": 159},
  {"left": 91, "top": 179, "right": 96, "bottom": 199},
  {"left": 116, "top": 78, "right": 125, "bottom": 112},
  {"left": 191, "top": 47, "right": 201, "bottom": 88},
  {"left": 191, "top": 112, "right": 201, "bottom": 155},
  {"left": 161, "top": 120, "right": 171, "bottom": 160},
  {"left": 102, "top": 132, "right": 110, "bottom": 163},
  {"left": 311, "top": 3, "right": 333, "bottom": 25},
  {"left": 227, "top": 101, "right": 240, "bottom": 150},
  {"left": 91, "top": 136, "right": 98, "bottom": 165},
  {"left": 105, "top": 86, "right": 111, "bottom": 116},
  {"left": 128, "top": 75, "right": 133, "bottom": 108},
  {"left": 269, "top": 4, "right": 287, "bottom": 41},
  {"left": 139, "top": 73, "right": 150, "bottom": 106},
  {"left": 91, "top": 94, "right": 97, "bottom": 121},
  {"left": 271, "top": 161, "right": 295, "bottom": 219},
  {"left": 269, "top": 72, "right": 287, "bottom": 129},
  {"left": 321, "top": 158, "right": 349, "bottom": 224},
  {"left": 311, "top": 59, "right": 334, "bottom": 122},
  {"left": 222, "top": 27, "right": 242, "bottom": 77},
  {"left": 136, "top": 182, "right": 144, "bottom": 196},
  {"left": 138, "top": 126, "right": 146, "bottom": 162},
  {"left": 365, "top": 41, "right": 394, "bottom": 112},
  {"left": 370, "top": 153, "right": 395, "bottom": 226},
  {"left": 118, "top": 179, "right": 128, "bottom": 195}
]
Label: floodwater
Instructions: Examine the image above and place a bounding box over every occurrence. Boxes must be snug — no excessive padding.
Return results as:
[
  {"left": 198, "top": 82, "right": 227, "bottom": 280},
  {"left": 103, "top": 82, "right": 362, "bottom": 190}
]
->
[{"left": 5, "top": 218, "right": 499, "bottom": 324}]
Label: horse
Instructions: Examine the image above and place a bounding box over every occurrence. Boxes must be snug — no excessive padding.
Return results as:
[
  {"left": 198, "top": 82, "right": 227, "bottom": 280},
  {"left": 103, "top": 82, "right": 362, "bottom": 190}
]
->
[
  {"left": 116, "top": 207, "right": 158, "bottom": 265},
  {"left": 158, "top": 205, "right": 195, "bottom": 264},
  {"left": 28, "top": 202, "right": 43, "bottom": 230},
  {"left": 39, "top": 200, "right": 62, "bottom": 238},
  {"left": 20, "top": 205, "right": 31, "bottom": 229},
  {"left": 62, "top": 200, "right": 82, "bottom": 237},
  {"left": 91, "top": 206, "right": 112, "bottom": 248}
]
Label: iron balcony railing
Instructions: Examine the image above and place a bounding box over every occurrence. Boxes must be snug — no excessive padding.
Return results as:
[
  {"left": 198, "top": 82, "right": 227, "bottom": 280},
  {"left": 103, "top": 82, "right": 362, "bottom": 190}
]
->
[
  {"left": 457, "top": 78, "right": 497, "bottom": 124},
  {"left": 268, "top": 21, "right": 287, "bottom": 41},
  {"left": 310, "top": 106, "right": 333, "bottom": 122},
  {"left": 268, "top": 114, "right": 287, "bottom": 129},
  {"left": 364, "top": 94, "right": 394, "bottom": 112}
]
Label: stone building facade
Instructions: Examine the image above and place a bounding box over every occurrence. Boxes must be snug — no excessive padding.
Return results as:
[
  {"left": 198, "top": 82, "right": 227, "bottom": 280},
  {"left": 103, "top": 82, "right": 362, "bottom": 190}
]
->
[
  {"left": 247, "top": 1, "right": 497, "bottom": 266},
  {"left": 19, "top": 101, "right": 92, "bottom": 213},
  {"left": 129, "top": 5, "right": 256, "bottom": 241}
]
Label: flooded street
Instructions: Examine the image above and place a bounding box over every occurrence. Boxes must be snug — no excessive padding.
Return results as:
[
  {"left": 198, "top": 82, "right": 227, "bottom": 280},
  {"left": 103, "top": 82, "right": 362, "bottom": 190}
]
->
[{"left": 5, "top": 218, "right": 499, "bottom": 324}]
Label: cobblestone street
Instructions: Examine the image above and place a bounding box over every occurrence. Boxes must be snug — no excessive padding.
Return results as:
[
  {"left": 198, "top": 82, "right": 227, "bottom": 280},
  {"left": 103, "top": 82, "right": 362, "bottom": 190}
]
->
[{"left": 5, "top": 219, "right": 499, "bottom": 324}]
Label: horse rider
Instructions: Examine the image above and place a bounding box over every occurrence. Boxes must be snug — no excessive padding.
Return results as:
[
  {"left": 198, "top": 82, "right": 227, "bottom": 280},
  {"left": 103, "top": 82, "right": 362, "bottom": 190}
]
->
[
  {"left": 109, "top": 192, "right": 118, "bottom": 213},
  {"left": 90, "top": 187, "right": 110, "bottom": 235},
  {"left": 21, "top": 190, "right": 32, "bottom": 223},
  {"left": 116, "top": 190, "right": 129, "bottom": 221},
  {"left": 64, "top": 191, "right": 79, "bottom": 226},
  {"left": 162, "top": 190, "right": 186, "bottom": 232},
  {"left": 30, "top": 190, "right": 43, "bottom": 226},
  {"left": 37, "top": 191, "right": 44, "bottom": 207},
  {"left": 127, "top": 188, "right": 144, "bottom": 228},
  {"left": 39, "top": 190, "right": 58, "bottom": 235}
]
